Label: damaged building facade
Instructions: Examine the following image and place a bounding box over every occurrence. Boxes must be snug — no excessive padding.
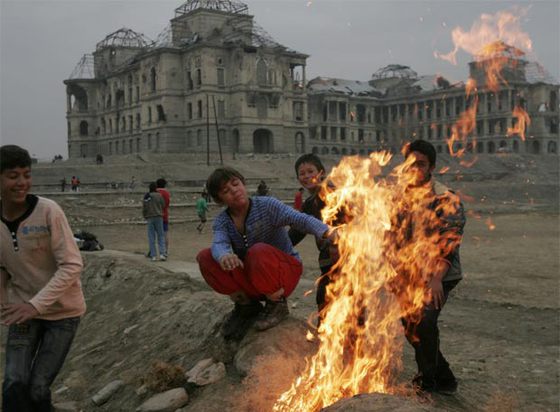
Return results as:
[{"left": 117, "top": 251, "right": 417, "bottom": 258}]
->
[
  {"left": 65, "top": 0, "right": 308, "bottom": 158},
  {"left": 65, "top": 1, "right": 558, "bottom": 158},
  {"left": 307, "top": 49, "right": 559, "bottom": 156}
]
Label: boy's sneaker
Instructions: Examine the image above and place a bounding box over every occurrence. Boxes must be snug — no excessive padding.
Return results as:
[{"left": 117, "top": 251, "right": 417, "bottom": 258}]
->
[
  {"left": 222, "top": 300, "right": 263, "bottom": 341},
  {"left": 160, "top": 255, "right": 167, "bottom": 261},
  {"left": 254, "top": 298, "right": 289, "bottom": 331},
  {"left": 151, "top": 257, "right": 158, "bottom": 262}
]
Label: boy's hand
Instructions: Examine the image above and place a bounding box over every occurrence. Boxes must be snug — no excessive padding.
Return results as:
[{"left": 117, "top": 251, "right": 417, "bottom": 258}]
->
[
  {"left": 427, "top": 277, "right": 444, "bottom": 310},
  {"left": 1, "top": 303, "right": 39, "bottom": 325},
  {"left": 219, "top": 254, "right": 244, "bottom": 271}
]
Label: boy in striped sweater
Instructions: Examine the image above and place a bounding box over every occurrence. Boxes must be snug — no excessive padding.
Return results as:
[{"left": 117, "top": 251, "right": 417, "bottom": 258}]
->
[{"left": 197, "top": 167, "right": 332, "bottom": 340}]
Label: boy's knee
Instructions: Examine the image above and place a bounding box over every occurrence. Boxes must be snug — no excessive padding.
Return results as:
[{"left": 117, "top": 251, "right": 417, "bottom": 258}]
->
[
  {"left": 196, "top": 248, "right": 212, "bottom": 264},
  {"left": 246, "top": 242, "right": 269, "bottom": 258}
]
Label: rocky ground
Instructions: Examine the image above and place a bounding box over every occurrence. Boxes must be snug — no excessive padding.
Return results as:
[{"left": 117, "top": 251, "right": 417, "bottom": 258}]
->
[{"left": 0, "top": 153, "right": 558, "bottom": 411}]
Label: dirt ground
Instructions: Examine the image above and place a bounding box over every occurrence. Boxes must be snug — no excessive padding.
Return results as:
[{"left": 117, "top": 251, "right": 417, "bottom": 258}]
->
[{"left": 86, "top": 211, "right": 559, "bottom": 411}]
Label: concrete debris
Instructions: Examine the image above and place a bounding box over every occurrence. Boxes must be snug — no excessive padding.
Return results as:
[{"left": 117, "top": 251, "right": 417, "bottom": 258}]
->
[{"left": 136, "top": 388, "right": 189, "bottom": 412}]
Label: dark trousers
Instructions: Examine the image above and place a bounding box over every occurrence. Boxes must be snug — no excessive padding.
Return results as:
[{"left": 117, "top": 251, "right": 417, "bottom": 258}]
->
[
  {"left": 402, "top": 280, "right": 460, "bottom": 385},
  {"left": 2, "top": 317, "right": 80, "bottom": 412}
]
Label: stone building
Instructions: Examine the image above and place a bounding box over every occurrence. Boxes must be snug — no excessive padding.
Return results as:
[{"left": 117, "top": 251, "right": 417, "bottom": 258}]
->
[
  {"left": 65, "top": 0, "right": 308, "bottom": 158},
  {"left": 307, "top": 45, "right": 559, "bottom": 156},
  {"left": 65, "top": 1, "right": 558, "bottom": 158}
]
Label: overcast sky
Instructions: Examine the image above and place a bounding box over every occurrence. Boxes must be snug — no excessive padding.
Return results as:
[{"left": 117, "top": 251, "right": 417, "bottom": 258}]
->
[{"left": 1, "top": 0, "right": 558, "bottom": 159}]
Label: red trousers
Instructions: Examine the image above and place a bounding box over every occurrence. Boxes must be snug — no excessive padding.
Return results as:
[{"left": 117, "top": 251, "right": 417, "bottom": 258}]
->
[{"left": 197, "top": 243, "right": 303, "bottom": 300}]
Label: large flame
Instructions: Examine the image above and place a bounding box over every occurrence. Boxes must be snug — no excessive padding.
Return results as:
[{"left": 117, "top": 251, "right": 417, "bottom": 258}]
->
[{"left": 274, "top": 153, "right": 463, "bottom": 411}]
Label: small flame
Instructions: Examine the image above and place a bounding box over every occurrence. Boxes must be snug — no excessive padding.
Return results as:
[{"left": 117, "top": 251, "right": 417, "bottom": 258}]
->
[
  {"left": 485, "top": 217, "right": 496, "bottom": 231},
  {"left": 507, "top": 106, "right": 531, "bottom": 141}
]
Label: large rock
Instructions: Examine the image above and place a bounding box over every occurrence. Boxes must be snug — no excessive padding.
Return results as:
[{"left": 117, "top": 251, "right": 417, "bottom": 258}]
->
[{"left": 136, "top": 387, "right": 189, "bottom": 412}]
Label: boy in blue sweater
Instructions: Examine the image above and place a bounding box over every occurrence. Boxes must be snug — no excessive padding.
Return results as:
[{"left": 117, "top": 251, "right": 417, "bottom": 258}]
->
[{"left": 197, "top": 167, "right": 332, "bottom": 340}]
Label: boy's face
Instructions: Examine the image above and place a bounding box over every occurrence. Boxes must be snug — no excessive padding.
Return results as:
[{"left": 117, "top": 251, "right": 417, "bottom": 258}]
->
[
  {"left": 0, "top": 166, "right": 32, "bottom": 206},
  {"left": 407, "top": 151, "right": 434, "bottom": 187},
  {"left": 297, "top": 162, "right": 324, "bottom": 191},
  {"left": 217, "top": 177, "right": 248, "bottom": 209}
]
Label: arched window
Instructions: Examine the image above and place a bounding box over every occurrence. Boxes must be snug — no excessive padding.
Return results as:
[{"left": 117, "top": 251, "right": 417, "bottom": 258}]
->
[
  {"left": 312, "top": 146, "right": 319, "bottom": 154},
  {"left": 547, "top": 141, "right": 557, "bottom": 154},
  {"left": 79, "top": 121, "right": 89, "bottom": 136},
  {"left": 487, "top": 141, "right": 496, "bottom": 153}
]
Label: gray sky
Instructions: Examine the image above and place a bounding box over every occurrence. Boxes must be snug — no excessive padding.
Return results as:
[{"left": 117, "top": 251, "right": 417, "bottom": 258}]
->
[{"left": 1, "top": 0, "right": 558, "bottom": 159}]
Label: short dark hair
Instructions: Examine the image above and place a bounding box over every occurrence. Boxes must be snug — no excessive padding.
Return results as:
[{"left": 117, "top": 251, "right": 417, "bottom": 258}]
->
[
  {"left": 404, "top": 140, "right": 437, "bottom": 168},
  {"left": 207, "top": 167, "right": 245, "bottom": 203},
  {"left": 149, "top": 182, "right": 157, "bottom": 192},
  {"left": 156, "top": 178, "right": 167, "bottom": 188},
  {"left": 294, "top": 153, "right": 325, "bottom": 176},
  {"left": 1, "top": 145, "right": 32, "bottom": 173}
]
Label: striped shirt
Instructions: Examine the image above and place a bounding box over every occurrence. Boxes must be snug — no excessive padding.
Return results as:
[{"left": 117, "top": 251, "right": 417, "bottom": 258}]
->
[{"left": 211, "top": 196, "right": 329, "bottom": 262}]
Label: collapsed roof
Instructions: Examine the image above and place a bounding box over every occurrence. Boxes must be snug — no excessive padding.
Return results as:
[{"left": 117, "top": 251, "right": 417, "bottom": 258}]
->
[
  {"left": 96, "top": 27, "right": 152, "bottom": 50},
  {"left": 174, "top": 0, "right": 249, "bottom": 16}
]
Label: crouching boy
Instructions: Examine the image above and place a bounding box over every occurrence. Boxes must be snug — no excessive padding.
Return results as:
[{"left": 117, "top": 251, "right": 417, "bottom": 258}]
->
[
  {"left": 197, "top": 167, "right": 332, "bottom": 340},
  {"left": 0, "top": 145, "right": 86, "bottom": 411}
]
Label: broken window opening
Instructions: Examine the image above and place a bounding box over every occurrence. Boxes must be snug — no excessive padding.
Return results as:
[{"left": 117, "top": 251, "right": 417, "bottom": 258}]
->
[
  {"left": 217, "top": 67, "right": 225, "bottom": 87},
  {"left": 257, "top": 59, "right": 268, "bottom": 86},
  {"left": 293, "top": 101, "right": 304, "bottom": 122},
  {"left": 156, "top": 105, "right": 166, "bottom": 122},
  {"left": 79, "top": 121, "right": 89, "bottom": 136},
  {"left": 330, "top": 127, "right": 337, "bottom": 141},
  {"left": 197, "top": 100, "right": 203, "bottom": 118},
  {"left": 188, "top": 103, "right": 193, "bottom": 120},
  {"left": 357, "top": 104, "right": 366, "bottom": 123},
  {"left": 148, "top": 107, "right": 152, "bottom": 124},
  {"left": 196, "top": 69, "right": 202, "bottom": 87},
  {"left": 150, "top": 67, "right": 157, "bottom": 92}
]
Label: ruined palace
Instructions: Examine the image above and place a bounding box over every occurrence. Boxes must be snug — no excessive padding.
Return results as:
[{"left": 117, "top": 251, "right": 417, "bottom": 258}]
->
[{"left": 65, "top": 0, "right": 558, "bottom": 158}]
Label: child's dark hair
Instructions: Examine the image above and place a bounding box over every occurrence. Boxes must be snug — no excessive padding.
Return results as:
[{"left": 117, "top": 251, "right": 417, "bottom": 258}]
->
[
  {"left": 294, "top": 153, "right": 325, "bottom": 176},
  {"left": 207, "top": 167, "right": 246, "bottom": 203},
  {"left": 156, "top": 178, "right": 167, "bottom": 188},
  {"left": 0, "top": 145, "right": 32, "bottom": 173},
  {"left": 404, "top": 140, "right": 437, "bottom": 168},
  {"left": 149, "top": 182, "right": 157, "bottom": 192}
]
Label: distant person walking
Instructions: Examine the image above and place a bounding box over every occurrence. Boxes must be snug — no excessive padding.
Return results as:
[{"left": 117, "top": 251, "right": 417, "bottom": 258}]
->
[
  {"left": 60, "top": 177, "right": 66, "bottom": 192},
  {"left": 128, "top": 176, "right": 136, "bottom": 190},
  {"left": 143, "top": 182, "right": 166, "bottom": 261},
  {"left": 71, "top": 176, "right": 78, "bottom": 192},
  {"left": 196, "top": 192, "right": 209, "bottom": 233},
  {"left": 156, "top": 178, "right": 171, "bottom": 255},
  {"left": 294, "top": 187, "right": 304, "bottom": 211}
]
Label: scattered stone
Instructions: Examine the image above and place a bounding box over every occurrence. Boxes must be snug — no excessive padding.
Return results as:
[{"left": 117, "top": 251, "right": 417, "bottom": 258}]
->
[
  {"left": 92, "top": 380, "right": 125, "bottom": 405},
  {"left": 136, "top": 388, "right": 189, "bottom": 411},
  {"left": 124, "top": 324, "right": 140, "bottom": 335},
  {"left": 54, "top": 385, "right": 69, "bottom": 395},
  {"left": 186, "top": 360, "right": 226, "bottom": 386},
  {"left": 136, "top": 384, "right": 149, "bottom": 396},
  {"left": 185, "top": 358, "right": 213, "bottom": 381},
  {"left": 53, "top": 401, "right": 79, "bottom": 412}
]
